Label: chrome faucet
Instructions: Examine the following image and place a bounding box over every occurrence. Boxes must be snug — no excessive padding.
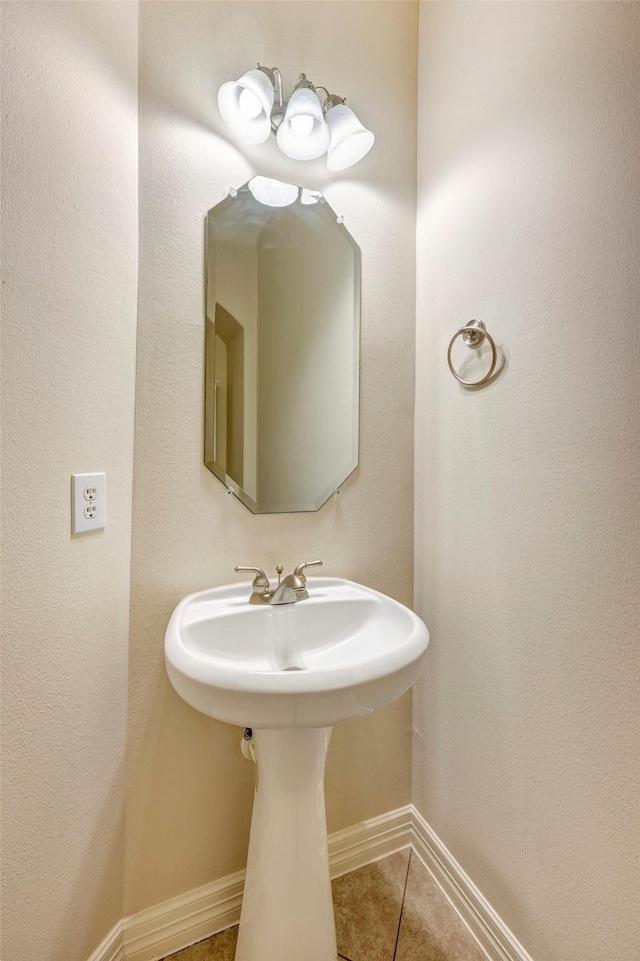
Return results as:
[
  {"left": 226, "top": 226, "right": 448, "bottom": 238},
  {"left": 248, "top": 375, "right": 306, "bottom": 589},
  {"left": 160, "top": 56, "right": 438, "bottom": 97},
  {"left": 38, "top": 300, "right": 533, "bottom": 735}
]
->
[{"left": 235, "top": 561, "right": 323, "bottom": 605}]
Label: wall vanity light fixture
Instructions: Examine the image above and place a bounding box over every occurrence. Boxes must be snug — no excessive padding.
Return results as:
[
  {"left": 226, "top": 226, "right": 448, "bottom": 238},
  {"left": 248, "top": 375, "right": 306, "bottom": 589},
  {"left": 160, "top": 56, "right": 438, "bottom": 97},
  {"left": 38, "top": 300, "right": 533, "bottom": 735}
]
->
[{"left": 218, "top": 65, "right": 375, "bottom": 171}]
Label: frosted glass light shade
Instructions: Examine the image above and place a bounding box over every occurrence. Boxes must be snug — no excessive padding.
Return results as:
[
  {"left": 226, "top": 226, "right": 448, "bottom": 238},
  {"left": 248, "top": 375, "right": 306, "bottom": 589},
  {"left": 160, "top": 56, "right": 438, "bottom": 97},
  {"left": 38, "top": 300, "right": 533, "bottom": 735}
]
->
[
  {"left": 218, "top": 70, "right": 274, "bottom": 145},
  {"left": 277, "top": 87, "right": 330, "bottom": 161},
  {"left": 326, "top": 104, "right": 375, "bottom": 171},
  {"left": 248, "top": 176, "right": 299, "bottom": 207}
]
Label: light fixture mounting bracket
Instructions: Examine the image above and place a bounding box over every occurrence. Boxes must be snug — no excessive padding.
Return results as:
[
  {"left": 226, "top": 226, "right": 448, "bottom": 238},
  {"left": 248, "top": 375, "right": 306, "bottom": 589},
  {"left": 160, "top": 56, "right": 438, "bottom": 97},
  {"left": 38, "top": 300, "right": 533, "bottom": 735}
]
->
[
  {"left": 257, "top": 63, "right": 284, "bottom": 106},
  {"left": 294, "top": 73, "right": 315, "bottom": 91},
  {"left": 321, "top": 93, "right": 346, "bottom": 115}
]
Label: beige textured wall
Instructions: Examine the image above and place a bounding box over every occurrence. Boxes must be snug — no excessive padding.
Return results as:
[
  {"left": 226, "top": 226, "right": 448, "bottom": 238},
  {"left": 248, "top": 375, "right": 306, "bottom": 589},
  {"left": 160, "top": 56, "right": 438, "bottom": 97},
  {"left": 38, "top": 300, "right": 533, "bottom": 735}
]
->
[
  {"left": 414, "top": 3, "right": 640, "bottom": 960},
  {"left": 127, "top": 0, "right": 418, "bottom": 914},
  {"left": 0, "top": 3, "right": 139, "bottom": 960}
]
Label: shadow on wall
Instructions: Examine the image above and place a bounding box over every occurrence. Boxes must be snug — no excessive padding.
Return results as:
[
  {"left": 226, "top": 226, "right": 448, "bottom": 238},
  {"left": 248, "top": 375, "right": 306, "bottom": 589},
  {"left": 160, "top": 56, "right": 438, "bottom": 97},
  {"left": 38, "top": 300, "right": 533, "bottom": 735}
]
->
[
  {"left": 124, "top": 645, "right": 256, "bottom": 911},
  {"left": 49, "top": 762, "right": 126, "bottom": 961},
  {"left": 44, "top": 1, "right": 137, "bottom": 100}
]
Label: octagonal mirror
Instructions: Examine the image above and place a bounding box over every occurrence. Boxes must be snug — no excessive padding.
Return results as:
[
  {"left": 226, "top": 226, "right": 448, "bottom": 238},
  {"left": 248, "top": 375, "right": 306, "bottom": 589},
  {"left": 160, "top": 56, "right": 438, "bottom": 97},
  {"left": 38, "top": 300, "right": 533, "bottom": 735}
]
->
[{"left": 205, "top": 178, "right": 360, "bottom": 513}]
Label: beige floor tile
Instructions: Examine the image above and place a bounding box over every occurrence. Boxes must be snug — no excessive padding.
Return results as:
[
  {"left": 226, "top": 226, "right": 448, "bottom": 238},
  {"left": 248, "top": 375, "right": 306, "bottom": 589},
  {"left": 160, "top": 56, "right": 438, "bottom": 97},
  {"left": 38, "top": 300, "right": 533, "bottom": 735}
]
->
[
  {"left": 161, "top": 850, "right": 486, "bottom": 961},
  {"left": 332, "top": 848, "right": 411, "bottom": 961},
  {"left": 394, "top": 854, "right": 488, "bottom": 961},
  {"left": 164, "top": 925, "right": 238, "bottom": 961},
  {"left": 162, "top": 925, "right": 353, "bottom": 961}
]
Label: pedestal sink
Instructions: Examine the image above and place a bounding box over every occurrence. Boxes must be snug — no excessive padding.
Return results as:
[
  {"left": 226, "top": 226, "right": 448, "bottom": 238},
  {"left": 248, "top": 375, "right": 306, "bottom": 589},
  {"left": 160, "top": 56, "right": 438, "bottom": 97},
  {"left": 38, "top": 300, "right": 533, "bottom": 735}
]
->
[{"left": 165, "top": 577, "right": 429, "bottom": 961}]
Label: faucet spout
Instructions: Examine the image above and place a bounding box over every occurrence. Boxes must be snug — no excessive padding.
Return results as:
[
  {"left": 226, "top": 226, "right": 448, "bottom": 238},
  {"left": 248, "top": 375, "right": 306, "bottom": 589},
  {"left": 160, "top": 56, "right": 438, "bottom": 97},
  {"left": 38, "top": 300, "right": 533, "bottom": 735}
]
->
[
  {"left": 269, "top": 560, "right": 322, "bottom": 604},
  {"left": 269, "top": 580, "right": 299, "bottom": 605}
]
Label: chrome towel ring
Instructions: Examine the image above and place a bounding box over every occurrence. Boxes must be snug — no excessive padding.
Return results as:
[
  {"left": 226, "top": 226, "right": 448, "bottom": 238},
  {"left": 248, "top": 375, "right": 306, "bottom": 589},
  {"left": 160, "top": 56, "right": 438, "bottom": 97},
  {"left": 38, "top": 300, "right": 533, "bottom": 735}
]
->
[{"left": 447, "top": 320, "right": 497, "bottom": 387}]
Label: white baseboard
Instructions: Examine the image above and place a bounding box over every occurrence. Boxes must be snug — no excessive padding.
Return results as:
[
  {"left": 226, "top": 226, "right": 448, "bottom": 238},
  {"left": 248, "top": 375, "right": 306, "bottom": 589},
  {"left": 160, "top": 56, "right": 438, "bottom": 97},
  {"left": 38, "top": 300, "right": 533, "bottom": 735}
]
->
[
  {"left": 90, "top": 804, "right": 533, "bottom": 961},
  {"left": 328, "top": 803, "right": 413, "bottom": 878},
  {"left": 122, "top": 868, "right": 245, "bottom": 961},
  {"left": 122, "top": 805, "right": 414, "bottom": 961},
  {"left": 410, "top": 807, "right": 534, "bottom": 961},
  {"left": 87, "top": 922, "right": 124, "bottom": 961}
]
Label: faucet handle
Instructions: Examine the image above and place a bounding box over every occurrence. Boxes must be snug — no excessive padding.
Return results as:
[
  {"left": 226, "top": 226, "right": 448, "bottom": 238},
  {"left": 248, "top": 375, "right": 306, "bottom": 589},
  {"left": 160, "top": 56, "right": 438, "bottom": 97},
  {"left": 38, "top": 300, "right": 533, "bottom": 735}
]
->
[
  {"left": 293, "top": 560, "right": 323, "bottom": 582},
  {"left": 235, "top": 566, "right": 270, "bottom": 593}
]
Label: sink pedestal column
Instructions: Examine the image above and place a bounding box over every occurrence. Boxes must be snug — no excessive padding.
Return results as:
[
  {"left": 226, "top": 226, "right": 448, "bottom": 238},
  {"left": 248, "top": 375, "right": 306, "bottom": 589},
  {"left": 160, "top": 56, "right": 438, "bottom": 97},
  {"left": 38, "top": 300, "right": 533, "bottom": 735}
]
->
[{"left": 235, "top": 727, "right": 336, "bottom": 961}]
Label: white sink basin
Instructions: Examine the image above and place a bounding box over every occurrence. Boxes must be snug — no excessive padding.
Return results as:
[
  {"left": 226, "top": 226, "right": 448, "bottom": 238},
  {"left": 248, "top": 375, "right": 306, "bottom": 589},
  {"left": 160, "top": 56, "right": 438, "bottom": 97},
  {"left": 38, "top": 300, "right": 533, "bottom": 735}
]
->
[
  {"left": 165, "top": 577, "right": 429, "bottom": 728},
  {"left": 164, "top": 576, "right": 429, "bottom": 961}
]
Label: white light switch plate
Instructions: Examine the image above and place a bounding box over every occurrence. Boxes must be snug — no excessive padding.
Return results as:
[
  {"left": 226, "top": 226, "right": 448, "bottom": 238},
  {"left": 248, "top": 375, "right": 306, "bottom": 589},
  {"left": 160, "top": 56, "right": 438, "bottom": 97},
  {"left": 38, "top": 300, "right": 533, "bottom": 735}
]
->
[{"left": 71, "top": 472, "right": 106, "bottom": 534}]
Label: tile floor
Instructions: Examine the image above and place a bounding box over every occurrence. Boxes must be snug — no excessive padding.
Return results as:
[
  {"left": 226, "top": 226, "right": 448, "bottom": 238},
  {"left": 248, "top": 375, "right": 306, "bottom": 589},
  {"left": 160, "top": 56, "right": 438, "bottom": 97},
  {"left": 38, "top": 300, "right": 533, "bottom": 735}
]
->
[{"left": 163, "top": 850, "right": 488, "bottom": 961}]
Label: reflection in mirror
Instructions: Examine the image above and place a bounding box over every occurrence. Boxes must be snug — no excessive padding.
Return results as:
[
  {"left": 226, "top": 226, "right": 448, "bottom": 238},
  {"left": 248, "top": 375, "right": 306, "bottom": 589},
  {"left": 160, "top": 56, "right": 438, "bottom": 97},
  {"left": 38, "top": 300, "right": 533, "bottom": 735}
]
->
[{"left": 205, "top": 179, "right": 360, "bottom": 513}]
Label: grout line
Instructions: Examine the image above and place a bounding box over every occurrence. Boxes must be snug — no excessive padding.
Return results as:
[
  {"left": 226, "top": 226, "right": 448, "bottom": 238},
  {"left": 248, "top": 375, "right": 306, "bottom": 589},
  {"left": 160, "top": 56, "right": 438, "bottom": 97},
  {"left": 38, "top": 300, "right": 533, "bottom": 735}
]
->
[{"left": 391, "top": 848, "right": 412, "bottom": 961}]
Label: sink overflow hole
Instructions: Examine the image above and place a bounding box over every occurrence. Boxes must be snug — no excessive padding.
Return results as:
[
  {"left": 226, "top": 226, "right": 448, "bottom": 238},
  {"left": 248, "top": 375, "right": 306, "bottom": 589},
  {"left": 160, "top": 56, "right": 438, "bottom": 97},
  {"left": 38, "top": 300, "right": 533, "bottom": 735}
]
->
[{"left": 283, "top": 666, "right": 304, "bottom": 672}]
